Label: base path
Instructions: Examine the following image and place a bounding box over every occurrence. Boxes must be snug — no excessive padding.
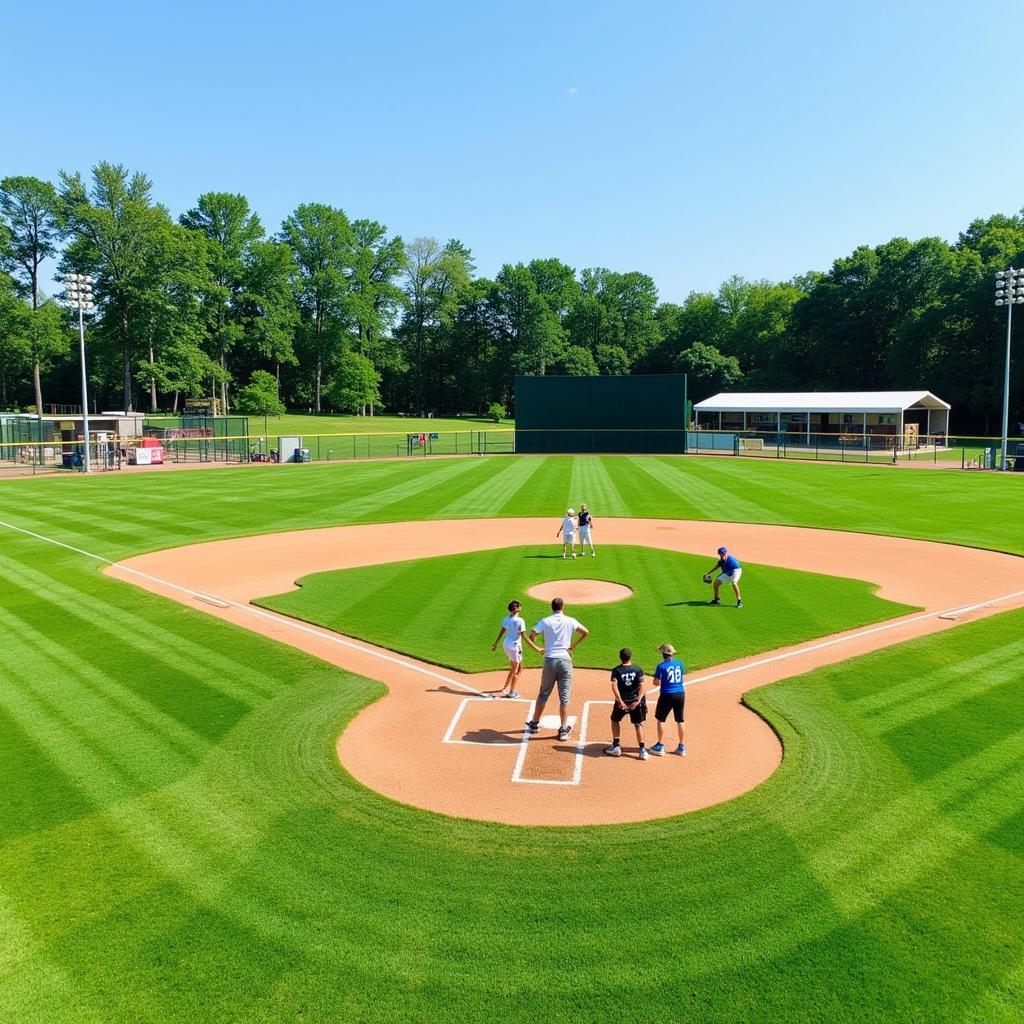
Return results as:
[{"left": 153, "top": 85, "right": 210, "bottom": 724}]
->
[{"left": 107, "top": 519, "right": 1024, "bottom": 826}]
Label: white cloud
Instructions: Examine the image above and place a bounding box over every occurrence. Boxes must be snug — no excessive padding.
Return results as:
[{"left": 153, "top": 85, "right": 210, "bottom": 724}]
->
[{"left": 567, "top": 86, "right": 579, "bottom": 96}]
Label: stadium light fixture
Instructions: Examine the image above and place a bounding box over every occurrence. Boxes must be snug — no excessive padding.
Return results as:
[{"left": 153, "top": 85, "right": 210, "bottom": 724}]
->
[
  {"left": 63, "top": 273, "right": 96, "bottom": 473},
  {"left": 994, "top": 267, "right": 1024, "bottom": 471}
]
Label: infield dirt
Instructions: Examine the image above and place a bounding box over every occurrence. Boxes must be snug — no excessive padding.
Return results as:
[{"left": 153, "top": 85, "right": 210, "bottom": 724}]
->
[{"left": 107, "top": 519, "right": 1024, "bottom": 825}]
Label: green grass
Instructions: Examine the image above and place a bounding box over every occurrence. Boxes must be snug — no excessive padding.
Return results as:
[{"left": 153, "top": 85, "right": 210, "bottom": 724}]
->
[
  {"left": 256, "top": 545, "right": 915, "bottom": 673},
  {"left": 145, "top": 410, "right": 513, "bottom": 439},
  {"left": 1, "top": 454, "right": 1023, "bottom": 1022}
]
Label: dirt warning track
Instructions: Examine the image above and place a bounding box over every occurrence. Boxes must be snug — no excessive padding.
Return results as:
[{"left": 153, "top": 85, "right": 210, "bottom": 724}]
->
[{"left": 107, "top": 519, "right": 1024, "bottom": 826}]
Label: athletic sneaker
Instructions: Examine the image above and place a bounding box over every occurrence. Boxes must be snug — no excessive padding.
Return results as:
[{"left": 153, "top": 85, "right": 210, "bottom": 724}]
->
[
  {"left": 604, "top": 744, "right": 622, "bottom": 757},
  {"left": 557, "top": 724, "right": 573, "bottom": 741},
  {"left": 638, "top": 747, "right": 649, "bottom": 761},
  {"left": 571, "top": 552, "right": 576, "bottom": 559},
  {"left": 650, "top": 742, "right": 665, "bottom": 756},
  {"left": 675, "top": 744, "right": 686, "bottom": 756},
  {"left": 591, "top": 551, "right": 596, "bottom": 557},
  {"left": 710, "top": 598, "right": 721, "bottom": 606},
  {"left": 737, "top": 600, "right": 743, "bottom": 608},
  {"left": 562, "top": 554, "right": 566, "bottom": 559},
  {"left": 506, "top": 690, "right": 519, "bottom": 699},
  {"left": 526, "top": 719, "right": 540, "bottom": 734}
]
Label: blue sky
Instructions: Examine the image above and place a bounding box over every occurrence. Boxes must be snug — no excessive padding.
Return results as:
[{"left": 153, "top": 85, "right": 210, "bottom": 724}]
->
[{"left": 6, "top": 0, "right": 1022, "bottom": 303}]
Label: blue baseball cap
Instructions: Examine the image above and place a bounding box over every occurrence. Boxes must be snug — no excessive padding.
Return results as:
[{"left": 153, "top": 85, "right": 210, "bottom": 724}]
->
[{"left": 717, "top": 546, "right": 727, "bottom": 554}]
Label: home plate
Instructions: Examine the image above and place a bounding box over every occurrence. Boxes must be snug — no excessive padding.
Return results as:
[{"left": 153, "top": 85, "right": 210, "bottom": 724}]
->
[{"left": 537, "top": 714, "right": 572, "bottom": 730}]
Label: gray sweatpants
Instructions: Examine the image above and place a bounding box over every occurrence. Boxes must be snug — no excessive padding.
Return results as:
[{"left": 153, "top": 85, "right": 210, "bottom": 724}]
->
[{"left": 537, "top": 656, "right": 573, "bottom": 706}]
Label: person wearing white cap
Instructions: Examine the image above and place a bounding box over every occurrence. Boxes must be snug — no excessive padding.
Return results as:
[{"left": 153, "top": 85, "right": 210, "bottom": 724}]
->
[{"left": 556, "top": 507, "right": 578, "bottom": 559}]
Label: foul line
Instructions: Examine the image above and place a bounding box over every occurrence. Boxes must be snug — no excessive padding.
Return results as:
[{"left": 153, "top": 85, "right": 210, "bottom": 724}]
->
[{"left": 0, "top": 518, "right": 493, "bottom": 701}]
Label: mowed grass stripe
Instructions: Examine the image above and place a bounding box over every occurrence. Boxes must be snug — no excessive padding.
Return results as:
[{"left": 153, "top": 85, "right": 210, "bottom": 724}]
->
[
  {"left": 433, "top": 456, "right": 546, "bottom": 518},
  {"left": 0, "top": 552, "right": 280, "bottom": 708},
  {"left": 566, "top": 457, "right": 627, "bottom": 521}
]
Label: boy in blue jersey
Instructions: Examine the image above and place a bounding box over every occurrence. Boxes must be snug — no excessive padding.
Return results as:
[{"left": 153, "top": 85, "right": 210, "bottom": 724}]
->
[
  {"left": 650, "top": 642, "right": 686, "bottom": 756},
  {"left": 705, "top": 546, "right": 743, "bottom": 608}
]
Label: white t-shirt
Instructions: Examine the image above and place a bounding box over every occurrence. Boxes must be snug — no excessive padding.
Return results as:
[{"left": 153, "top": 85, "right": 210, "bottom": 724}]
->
[
  {"left": 561, "top": 516, "right": 576, "bottom": 536},
  {"left": 533, "top": 613, "right": 583, "bottom": 659},
  {"left": 501, "top": 614, "right": 525, "bottom": 649}
]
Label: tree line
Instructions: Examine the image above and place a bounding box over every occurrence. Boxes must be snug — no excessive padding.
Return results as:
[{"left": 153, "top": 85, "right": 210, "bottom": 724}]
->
[{"left": 1, "top": 162, "right": 1022, "bottom": 431}]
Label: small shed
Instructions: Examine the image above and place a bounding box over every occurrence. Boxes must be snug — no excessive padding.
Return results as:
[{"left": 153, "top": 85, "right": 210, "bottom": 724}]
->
[{"left": 693, "top": 391, "right": 951, "bottom": 441}]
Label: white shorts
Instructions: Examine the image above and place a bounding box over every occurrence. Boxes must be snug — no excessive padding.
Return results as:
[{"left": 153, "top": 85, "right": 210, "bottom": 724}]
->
[
  {"left": 578, "top": 526, "right": 592, "bottom": 542},
  {"left": 503, "top": 643, "right": 522, "bottom": 664},
  {"left": 563, "top": 532, "right": 575, "bottom": 544},
  {"left": 717, "top": 568, "right": 743, "bottom": 584}
]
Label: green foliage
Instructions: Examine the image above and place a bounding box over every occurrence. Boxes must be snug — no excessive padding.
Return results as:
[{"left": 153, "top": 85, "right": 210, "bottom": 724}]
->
[
  {"left": 327, "top": 349, "right": 381, "bottom": 413},
  {"left": 4, "top": 158, "right": 1024, "bottom": 430},
  {"left": 675, "top": 340, "right": 743, "bottom": 399},
  {"left": 486, "top": 400, "right": 506, "bottom": 422},
  {"left": 233, "top": 368, "right": 286, "bottom": 416}
]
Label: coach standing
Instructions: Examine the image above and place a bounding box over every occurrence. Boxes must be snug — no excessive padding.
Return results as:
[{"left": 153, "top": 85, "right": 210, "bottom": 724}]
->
[{"left": 525, "top": 597, "right": 588, "bottom": 741}]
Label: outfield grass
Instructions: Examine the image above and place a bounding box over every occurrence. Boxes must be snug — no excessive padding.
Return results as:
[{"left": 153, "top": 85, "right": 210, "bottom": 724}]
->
[
  {"left": 0, "top": 455, "right": 1022, "bottom": 1022},
  {"left": 256, "top": 545, "right": 914, "bottom": 673}
]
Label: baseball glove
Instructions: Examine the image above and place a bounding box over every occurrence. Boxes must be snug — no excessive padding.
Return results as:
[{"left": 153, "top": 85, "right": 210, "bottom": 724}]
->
[{"left": 702, "top": 574, "right": 713, "bottom": 585}]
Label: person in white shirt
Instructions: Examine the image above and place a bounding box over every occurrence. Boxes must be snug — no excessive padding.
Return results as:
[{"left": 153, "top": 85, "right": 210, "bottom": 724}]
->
[
  {"left": 525, "top": 597, "right": 589, "bottom": 740},
  {"left": 556, "top": 508, "right": 578, "bottom": 559},
  {"left": 490, "top": 599, "right": 526, "bottom": 698}
]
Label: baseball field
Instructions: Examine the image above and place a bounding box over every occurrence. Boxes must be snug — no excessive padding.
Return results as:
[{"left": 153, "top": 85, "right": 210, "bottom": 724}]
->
[{"left": 1, "top": 454, "right": 1023, "bottom": 1022}]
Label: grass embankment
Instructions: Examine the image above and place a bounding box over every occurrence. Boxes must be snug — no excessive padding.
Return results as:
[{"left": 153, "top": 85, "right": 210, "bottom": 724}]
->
[{"left": 256, "top": 545, "right": 914, "bottom": 673}]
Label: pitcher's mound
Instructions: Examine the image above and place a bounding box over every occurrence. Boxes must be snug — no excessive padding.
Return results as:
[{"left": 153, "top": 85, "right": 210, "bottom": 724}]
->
[{"left": 527, "top": 579, "right": 633, "bottom": 604}]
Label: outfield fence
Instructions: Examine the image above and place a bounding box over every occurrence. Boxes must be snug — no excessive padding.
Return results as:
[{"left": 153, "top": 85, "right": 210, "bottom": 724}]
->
[{"left": 1, "top": 426, "right": 1020, "bottom": 474}]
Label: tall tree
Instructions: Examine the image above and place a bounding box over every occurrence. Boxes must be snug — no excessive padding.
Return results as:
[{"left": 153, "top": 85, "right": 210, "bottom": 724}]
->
[
  {"left": 0, "top": 272, "right": 29, "bottom": 407},
  {"left": 280, "top": 203, "right": 353, "bottom": 412},
  {"left": 181, "top": 192, "right": 269, "bottom": 411},
  {"left": 400, "top": 237, "right": 472, "bottom": 414},
  {"left": 58, "top": 163, "right": 178, "bottom": 411},
  {"left": 347, "top": 220, "right": 405, "bottom": 413},
  {"left": 487, "top": 264, "right": 564, "bottom": 398},
  {"left": 0, "top": 176, "right": 61, "bottom": 413}
]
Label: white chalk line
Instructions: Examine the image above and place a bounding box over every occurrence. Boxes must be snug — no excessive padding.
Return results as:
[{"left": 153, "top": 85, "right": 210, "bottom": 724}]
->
[
  {"left": 5, "top": 517, "right": 1024, "bottom": 788},
  {"left": 443, "top": 695, "right": 531, "bottom": 747}
]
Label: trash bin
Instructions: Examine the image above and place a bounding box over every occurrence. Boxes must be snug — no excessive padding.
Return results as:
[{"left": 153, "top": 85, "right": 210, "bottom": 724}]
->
[
  {"left": 1014, "top": 443, "right": 1024, "bottom": 472},
  {"left": 296, "top": 447, "right": 311, "bottom": 463},
  {"left": 61, "top": 453, "right": 74, "bottom": 469}
]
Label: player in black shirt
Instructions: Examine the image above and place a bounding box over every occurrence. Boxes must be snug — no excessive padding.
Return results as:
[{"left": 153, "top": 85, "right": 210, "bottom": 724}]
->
[{"left": 605, "top": 647, "right": 648, "bottom": 760}]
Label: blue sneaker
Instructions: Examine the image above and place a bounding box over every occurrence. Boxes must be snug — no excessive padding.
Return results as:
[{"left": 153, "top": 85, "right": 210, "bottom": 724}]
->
[
  {"left": 650, "top": 742, "right": 665, "bottom": 756},
  {"left": 526, "top": 720, "right": 540, "bottom": 734},
  {"left": 675, "top": 744, "right": 686, "bottom": 756}
]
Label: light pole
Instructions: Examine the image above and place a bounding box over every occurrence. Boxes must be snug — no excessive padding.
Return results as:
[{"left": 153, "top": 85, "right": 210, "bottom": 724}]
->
[
  {"left": 994, "top": 268, "right": 1024, "bottom": 471},
  {"left": 64, "top": 274, "right": 95, "bottom": 473}
]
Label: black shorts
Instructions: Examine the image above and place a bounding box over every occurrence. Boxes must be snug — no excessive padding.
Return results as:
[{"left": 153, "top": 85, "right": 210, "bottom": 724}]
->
[
  {"left": 611, "top": 698, "right": 647, "bottom": 725},
  {"left": 655, "top": 691, "right": 685, "bottom": 723}
]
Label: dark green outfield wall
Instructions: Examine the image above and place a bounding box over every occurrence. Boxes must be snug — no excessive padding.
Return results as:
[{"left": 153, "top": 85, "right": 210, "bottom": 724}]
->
[{"left": 514, "top": 373, "right": 687, "bottom": 453}]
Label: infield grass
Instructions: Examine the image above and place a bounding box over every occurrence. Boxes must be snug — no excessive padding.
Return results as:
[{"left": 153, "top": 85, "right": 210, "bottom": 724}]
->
[
  {"left": 256, "top": 545, "right": 915, "bottom": 673},
  {"left": 0, "top": 454, "right": 1022, "bottom": 1022}
]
